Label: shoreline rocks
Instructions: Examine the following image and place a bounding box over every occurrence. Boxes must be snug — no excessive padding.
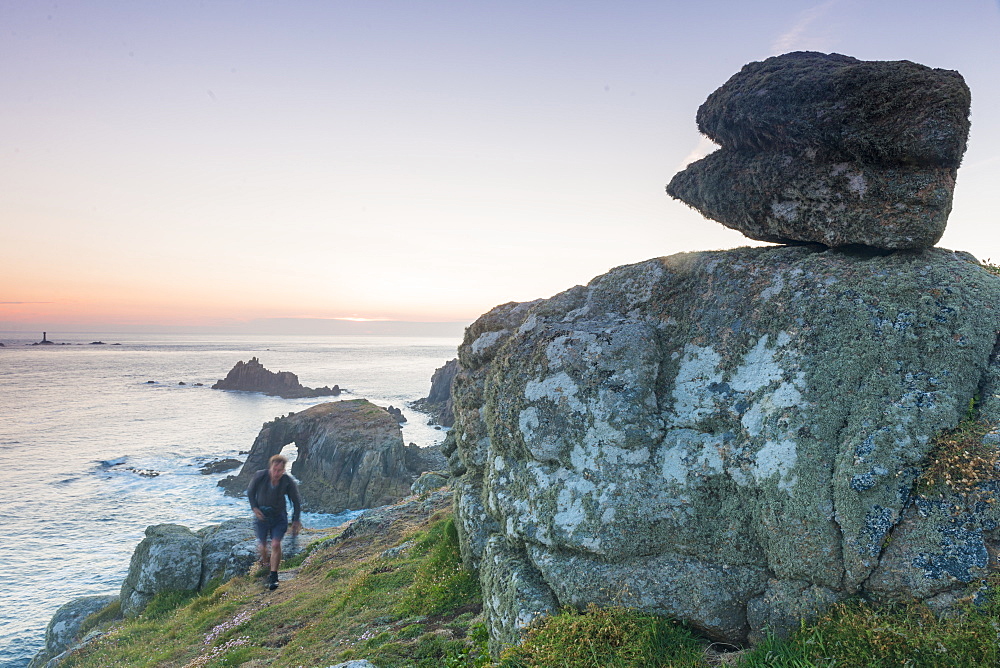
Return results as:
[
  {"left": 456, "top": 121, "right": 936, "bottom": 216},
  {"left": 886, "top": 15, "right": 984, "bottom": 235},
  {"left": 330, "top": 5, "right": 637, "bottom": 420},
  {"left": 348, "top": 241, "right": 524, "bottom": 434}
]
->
[
  {"left": 27, "top": 595, "right": 119, "bottom": 668},
  {"left": 211, "top": 357, "right": 342, "bottom": 398}
]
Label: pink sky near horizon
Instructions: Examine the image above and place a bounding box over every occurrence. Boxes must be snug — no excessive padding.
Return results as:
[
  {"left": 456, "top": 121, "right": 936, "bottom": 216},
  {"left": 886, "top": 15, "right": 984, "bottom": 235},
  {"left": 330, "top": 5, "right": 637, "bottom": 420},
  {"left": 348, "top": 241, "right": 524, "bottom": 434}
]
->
[{"left": 3, "top": 1, "right": 1000, "bottom": 333}]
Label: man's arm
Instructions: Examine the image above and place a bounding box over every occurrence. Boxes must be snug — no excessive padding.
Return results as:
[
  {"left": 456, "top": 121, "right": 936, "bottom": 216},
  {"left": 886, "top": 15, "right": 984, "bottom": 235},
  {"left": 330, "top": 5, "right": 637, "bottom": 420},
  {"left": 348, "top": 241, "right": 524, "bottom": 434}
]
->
[
  {"left": 285, "top": 476, "right": 303, "bottom": 534},
  {"left": 247, "top": 471, "right": 265, "bottom": 521}
]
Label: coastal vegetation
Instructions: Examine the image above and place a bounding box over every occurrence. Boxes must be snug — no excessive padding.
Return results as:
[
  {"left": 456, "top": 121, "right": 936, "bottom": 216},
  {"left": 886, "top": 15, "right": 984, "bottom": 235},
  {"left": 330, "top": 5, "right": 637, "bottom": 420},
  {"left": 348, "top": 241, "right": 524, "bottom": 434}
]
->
[
  {"left": 916, "top": 412, "right": 999, "bottom": 500},
  {"left": 60, "top": 498, "right": 1000, "bottom": 667}
]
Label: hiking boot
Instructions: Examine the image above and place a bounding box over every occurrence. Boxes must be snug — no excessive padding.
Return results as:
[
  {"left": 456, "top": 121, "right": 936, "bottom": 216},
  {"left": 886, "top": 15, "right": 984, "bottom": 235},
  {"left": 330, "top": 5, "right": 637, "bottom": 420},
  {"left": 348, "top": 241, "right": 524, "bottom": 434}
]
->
[{"left": 267, "top": 571, "right": 279, "bottom": 590}]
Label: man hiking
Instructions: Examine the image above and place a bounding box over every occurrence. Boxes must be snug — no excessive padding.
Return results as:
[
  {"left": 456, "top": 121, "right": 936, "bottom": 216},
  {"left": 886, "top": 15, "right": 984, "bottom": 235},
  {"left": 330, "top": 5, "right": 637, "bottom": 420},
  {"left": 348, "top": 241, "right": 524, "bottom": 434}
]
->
[{"left": 248, "top": 454, "right": 302, "bottom": 590}]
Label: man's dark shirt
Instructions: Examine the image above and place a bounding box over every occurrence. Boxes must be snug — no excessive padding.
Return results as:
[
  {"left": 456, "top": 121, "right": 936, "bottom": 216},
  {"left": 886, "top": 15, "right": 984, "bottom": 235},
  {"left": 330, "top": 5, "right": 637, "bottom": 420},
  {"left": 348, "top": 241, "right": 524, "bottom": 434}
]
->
[{"left": 247, "top": 470, "right": 302, "bottom": 522}]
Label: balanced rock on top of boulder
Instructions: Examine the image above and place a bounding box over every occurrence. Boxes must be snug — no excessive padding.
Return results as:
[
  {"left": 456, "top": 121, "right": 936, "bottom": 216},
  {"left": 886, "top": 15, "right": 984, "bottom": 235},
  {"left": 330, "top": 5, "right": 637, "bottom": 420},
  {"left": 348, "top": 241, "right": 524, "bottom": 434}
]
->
[{"left": 666, "top": 51, "right": 971, "bottom": 249}]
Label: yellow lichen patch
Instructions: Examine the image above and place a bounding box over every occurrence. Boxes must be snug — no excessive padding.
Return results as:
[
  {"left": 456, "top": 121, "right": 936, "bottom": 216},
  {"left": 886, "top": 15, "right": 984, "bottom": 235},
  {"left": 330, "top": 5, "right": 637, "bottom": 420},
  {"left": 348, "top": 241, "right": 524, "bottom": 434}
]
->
[{"left": 916, "top": 416, "right": 999, "bottom": 501}]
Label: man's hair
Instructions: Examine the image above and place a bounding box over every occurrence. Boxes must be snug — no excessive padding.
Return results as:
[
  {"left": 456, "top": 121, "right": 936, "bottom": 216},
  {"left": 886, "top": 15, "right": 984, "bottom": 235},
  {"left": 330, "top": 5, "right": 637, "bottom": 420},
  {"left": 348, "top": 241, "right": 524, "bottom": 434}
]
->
[{"left": 269, "top": 454, "right": 288, "bottom": 467}]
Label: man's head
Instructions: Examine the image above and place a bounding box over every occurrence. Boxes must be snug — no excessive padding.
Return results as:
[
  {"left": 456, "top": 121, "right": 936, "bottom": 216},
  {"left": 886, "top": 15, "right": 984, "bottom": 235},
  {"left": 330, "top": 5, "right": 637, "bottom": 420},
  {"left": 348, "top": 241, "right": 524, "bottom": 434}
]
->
[{"left": 269, "top": 454, "right": 288, "bottom": 482}]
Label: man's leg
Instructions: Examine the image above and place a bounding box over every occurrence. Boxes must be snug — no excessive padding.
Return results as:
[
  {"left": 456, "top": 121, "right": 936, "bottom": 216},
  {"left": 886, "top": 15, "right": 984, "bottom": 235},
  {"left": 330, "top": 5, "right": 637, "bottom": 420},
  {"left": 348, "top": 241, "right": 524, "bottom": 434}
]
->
[
  {"left": 257, "top": 540, "right": 268, "bottom": 566},
  {"left": 254, "top": 519, "right": 271, "bottom": 568},
  {"left": 267, "top": 516, "right": 288, "bottom": 589},
  {"left": 271, "top": 539, "right": 282, "bottom": 572}
]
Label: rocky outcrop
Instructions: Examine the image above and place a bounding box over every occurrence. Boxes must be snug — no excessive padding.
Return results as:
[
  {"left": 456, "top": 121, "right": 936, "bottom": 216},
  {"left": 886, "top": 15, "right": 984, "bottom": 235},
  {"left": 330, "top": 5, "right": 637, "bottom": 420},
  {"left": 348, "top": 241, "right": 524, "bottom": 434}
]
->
[
  {"left": 199, "top": 457, "right": 243, "bottom": 474},
  {"left": 450, "top": 54, "right": 996, "bottom": 651},
  {"left": 219, "top": 399, "right": 447, "bottom": 513},
  {"left": 120, "top": 524, "right": 203, "bottom": 617},
  {"left": 197, "top": 517, "right": 257, "bottom": 588},
  {"left": 212, "top": 357, "right": 342, "bottom": 398},
  {"left": 666, "top": 52, "right": 971, "bottom": 249},
  {"left": 412, "top": 358, "right": 459, "bottom": 427},
  {"left": 452, "top": 246, "right": 1000, "bottom": 650},
  {"left": 28, "top": 594, "right": 119, "bottom": 667},
  {"left": 386, "top": 405, "right": 406, "bottom": 423},
  {"left": 117, "top": 517, "right": 260, "bottom": 617},
  {"left": 411, "top": 470, "right": 450, "bottom": 495},
  {"left": 33, "top": 513, "right": 306, "bottom": 663}
]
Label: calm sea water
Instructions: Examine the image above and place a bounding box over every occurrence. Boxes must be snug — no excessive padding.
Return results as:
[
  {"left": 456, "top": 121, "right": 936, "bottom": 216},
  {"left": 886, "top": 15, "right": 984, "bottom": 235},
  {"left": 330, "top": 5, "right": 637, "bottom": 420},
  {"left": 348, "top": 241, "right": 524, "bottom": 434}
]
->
[{"left": 0, "top": 332, "right": 460, "bottom": 667}]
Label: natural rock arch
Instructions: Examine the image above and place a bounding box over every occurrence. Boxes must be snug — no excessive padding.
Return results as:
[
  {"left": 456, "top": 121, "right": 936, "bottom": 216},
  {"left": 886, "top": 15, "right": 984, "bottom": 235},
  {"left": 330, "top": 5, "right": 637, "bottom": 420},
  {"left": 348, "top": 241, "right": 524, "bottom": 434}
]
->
[{"left": 220, "top": 399, "right": 446, "bottom": 513}]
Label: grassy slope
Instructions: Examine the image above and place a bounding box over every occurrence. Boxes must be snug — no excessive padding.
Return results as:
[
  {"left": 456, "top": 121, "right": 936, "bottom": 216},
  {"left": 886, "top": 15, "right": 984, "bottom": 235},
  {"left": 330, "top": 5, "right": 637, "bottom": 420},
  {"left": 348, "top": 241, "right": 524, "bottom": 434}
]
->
[{"left": 63, "top": 492, "right": 488, "bottom": 668}]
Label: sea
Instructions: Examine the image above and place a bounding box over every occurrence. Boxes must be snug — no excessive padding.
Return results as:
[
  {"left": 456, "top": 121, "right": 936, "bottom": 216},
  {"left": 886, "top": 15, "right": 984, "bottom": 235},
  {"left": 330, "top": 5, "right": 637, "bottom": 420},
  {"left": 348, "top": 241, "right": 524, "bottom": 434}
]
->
[{"left": 0, "top": 332, "right": 462, "bottom": 667}]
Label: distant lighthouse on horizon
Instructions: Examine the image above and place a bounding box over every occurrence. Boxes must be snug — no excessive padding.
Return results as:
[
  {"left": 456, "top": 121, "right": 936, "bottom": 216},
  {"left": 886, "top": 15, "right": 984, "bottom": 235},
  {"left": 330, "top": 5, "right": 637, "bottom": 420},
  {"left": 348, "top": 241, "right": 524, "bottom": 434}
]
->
[{"left": 34, "top": 332, "right": 55, "bottom": 346}]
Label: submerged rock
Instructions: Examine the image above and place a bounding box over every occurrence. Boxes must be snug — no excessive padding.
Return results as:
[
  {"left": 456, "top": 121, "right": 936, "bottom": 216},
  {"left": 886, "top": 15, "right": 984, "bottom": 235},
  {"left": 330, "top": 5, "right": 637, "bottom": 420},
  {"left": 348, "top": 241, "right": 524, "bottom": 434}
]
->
[
  {"left": 199, "top": 457, "right": 243, "bottom": 475},
  {"left": 219, "top": 399, "right": 446, "bottom": 513},
  {"left": 212, "top": 357, "right": 342, "bottom": 398},
  {"left": 667, "top": 52, "right": 971, "bottom": 249},
  {"left": 451, "top": 245, "right": 1000, "bottom": 649}
]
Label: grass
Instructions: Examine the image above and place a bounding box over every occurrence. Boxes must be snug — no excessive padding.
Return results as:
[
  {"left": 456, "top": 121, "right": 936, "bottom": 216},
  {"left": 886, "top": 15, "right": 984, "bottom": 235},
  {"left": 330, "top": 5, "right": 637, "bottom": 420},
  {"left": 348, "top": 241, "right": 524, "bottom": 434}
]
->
[
  {"left": 60, "top": 492, "right": 1000, "bottom": 667},
  {"left": 980, "top": 260, "right": 1000, "bottom": 278},
  {"left": 496, "top": 604, "right": 708, "bottom": 668},
  {"left": 62, "top": 496, "right": 488, "bottom": 668},
  {"left": 738, "top": 593, "right": 1000, "bottom": 667}
]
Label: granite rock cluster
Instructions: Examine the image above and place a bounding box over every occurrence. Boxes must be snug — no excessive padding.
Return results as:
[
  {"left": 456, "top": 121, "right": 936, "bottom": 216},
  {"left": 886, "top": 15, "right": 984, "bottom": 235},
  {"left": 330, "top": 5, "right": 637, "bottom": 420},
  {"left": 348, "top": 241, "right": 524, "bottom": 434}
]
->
[
  {"left": 666, "top": 52, "right": 971, "bottom": 249},
  {"left": 29, "top": 519, "right": 261, "bottom": 667},
  {"left": 450, "top": 53, "right": 997, "bottom": 653}
]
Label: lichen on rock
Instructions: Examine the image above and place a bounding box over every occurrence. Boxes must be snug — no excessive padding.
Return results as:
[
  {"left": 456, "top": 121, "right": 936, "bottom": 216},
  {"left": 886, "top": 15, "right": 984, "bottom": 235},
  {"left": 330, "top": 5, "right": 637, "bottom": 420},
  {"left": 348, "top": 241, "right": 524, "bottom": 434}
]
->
[
  {"left": 666, "top": 51, "right": 971, "bottom": 249},
  {"left": 451, "top": 245, "right": 1000, "bottom": 648}
]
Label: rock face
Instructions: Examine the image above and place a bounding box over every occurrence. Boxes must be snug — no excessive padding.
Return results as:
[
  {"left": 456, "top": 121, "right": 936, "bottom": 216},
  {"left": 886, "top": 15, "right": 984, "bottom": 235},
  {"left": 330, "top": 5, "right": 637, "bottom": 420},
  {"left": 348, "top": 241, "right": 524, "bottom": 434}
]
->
[
  {"left": 197, "top": 517, "right": 257, "bottom": 588},
  {"left": 118, "top": 517, "right": 258, "bottom": 618},
  {"left": 219, "top": 399, "right": 447, "bottom": 513},
  {"left": 451, "top": 246, "right": 1000, "bottom": 649},
  {"left": 212, "top": 357, "right": 341, "bottom": 398},
  {"left": 120, "top": 524, "right": 203, "bottom": 617},
  {"left": 412, "top": 358, "right": 459, "bottom": 427},
  {"left": 666, "top": 52, "right": 971, "bottom": 249},
  {"left": 28, "top": 594, "right": 119, "bottom": 667}
]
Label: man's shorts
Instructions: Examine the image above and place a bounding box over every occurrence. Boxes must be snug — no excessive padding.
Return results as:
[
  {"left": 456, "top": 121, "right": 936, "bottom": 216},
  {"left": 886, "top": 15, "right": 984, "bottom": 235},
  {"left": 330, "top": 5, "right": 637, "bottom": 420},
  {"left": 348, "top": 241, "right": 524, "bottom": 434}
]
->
[{"left": 254, "top": 513, "right": 288, "bottom": 543}]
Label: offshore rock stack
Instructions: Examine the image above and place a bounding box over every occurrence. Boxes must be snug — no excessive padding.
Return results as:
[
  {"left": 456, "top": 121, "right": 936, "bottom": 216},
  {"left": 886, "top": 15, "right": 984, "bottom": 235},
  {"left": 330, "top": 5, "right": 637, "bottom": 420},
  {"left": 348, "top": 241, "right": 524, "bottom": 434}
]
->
[
  {"left": 666, "top": 51, "right": 971, "bottom": 249},
  {"left": 211, "top": 357, "right": 341, "bottom": 399}
]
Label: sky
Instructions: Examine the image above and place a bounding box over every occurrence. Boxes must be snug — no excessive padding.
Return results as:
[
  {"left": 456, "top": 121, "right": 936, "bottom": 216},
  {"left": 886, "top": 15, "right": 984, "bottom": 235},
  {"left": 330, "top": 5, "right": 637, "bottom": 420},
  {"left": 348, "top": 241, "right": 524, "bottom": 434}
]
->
[{"left": 2, "top": 0, "right": 999, "bottom": 333}]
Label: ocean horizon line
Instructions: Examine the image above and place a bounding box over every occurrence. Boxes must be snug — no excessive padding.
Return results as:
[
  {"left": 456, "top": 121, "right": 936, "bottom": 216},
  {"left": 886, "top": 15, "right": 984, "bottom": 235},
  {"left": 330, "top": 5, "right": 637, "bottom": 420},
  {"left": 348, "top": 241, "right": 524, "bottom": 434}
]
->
[{"left": 0, "top": 318, "right": 472, "bottom": 338}]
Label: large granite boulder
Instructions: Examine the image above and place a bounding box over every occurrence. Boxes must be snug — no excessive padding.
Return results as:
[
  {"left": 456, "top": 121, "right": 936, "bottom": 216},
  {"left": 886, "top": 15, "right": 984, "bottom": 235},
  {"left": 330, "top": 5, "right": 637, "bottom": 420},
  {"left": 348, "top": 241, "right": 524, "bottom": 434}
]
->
[
  {"left": 28, "top": 594, "right": 119, "bottom": 667},
  {"left": 412, "top": 358, "right": 459, "bottom": 427},
  {"left": 451, "top": 245, "right": 1000, "bottom": 650},
  {"left": 667, "top": 52, "right": 971, "bottom": 249},
  {"left": 120, "top": 524, "right": 202, "bottom": 617},
  {"left": 197, "top": 517, "right": 256, "bottom": 588},
  {"left": 219, "top": 399, "right": 447, "bottom": 513},
  {"left": 212, "top": 357, "right": 341, "bottom": 398}
]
